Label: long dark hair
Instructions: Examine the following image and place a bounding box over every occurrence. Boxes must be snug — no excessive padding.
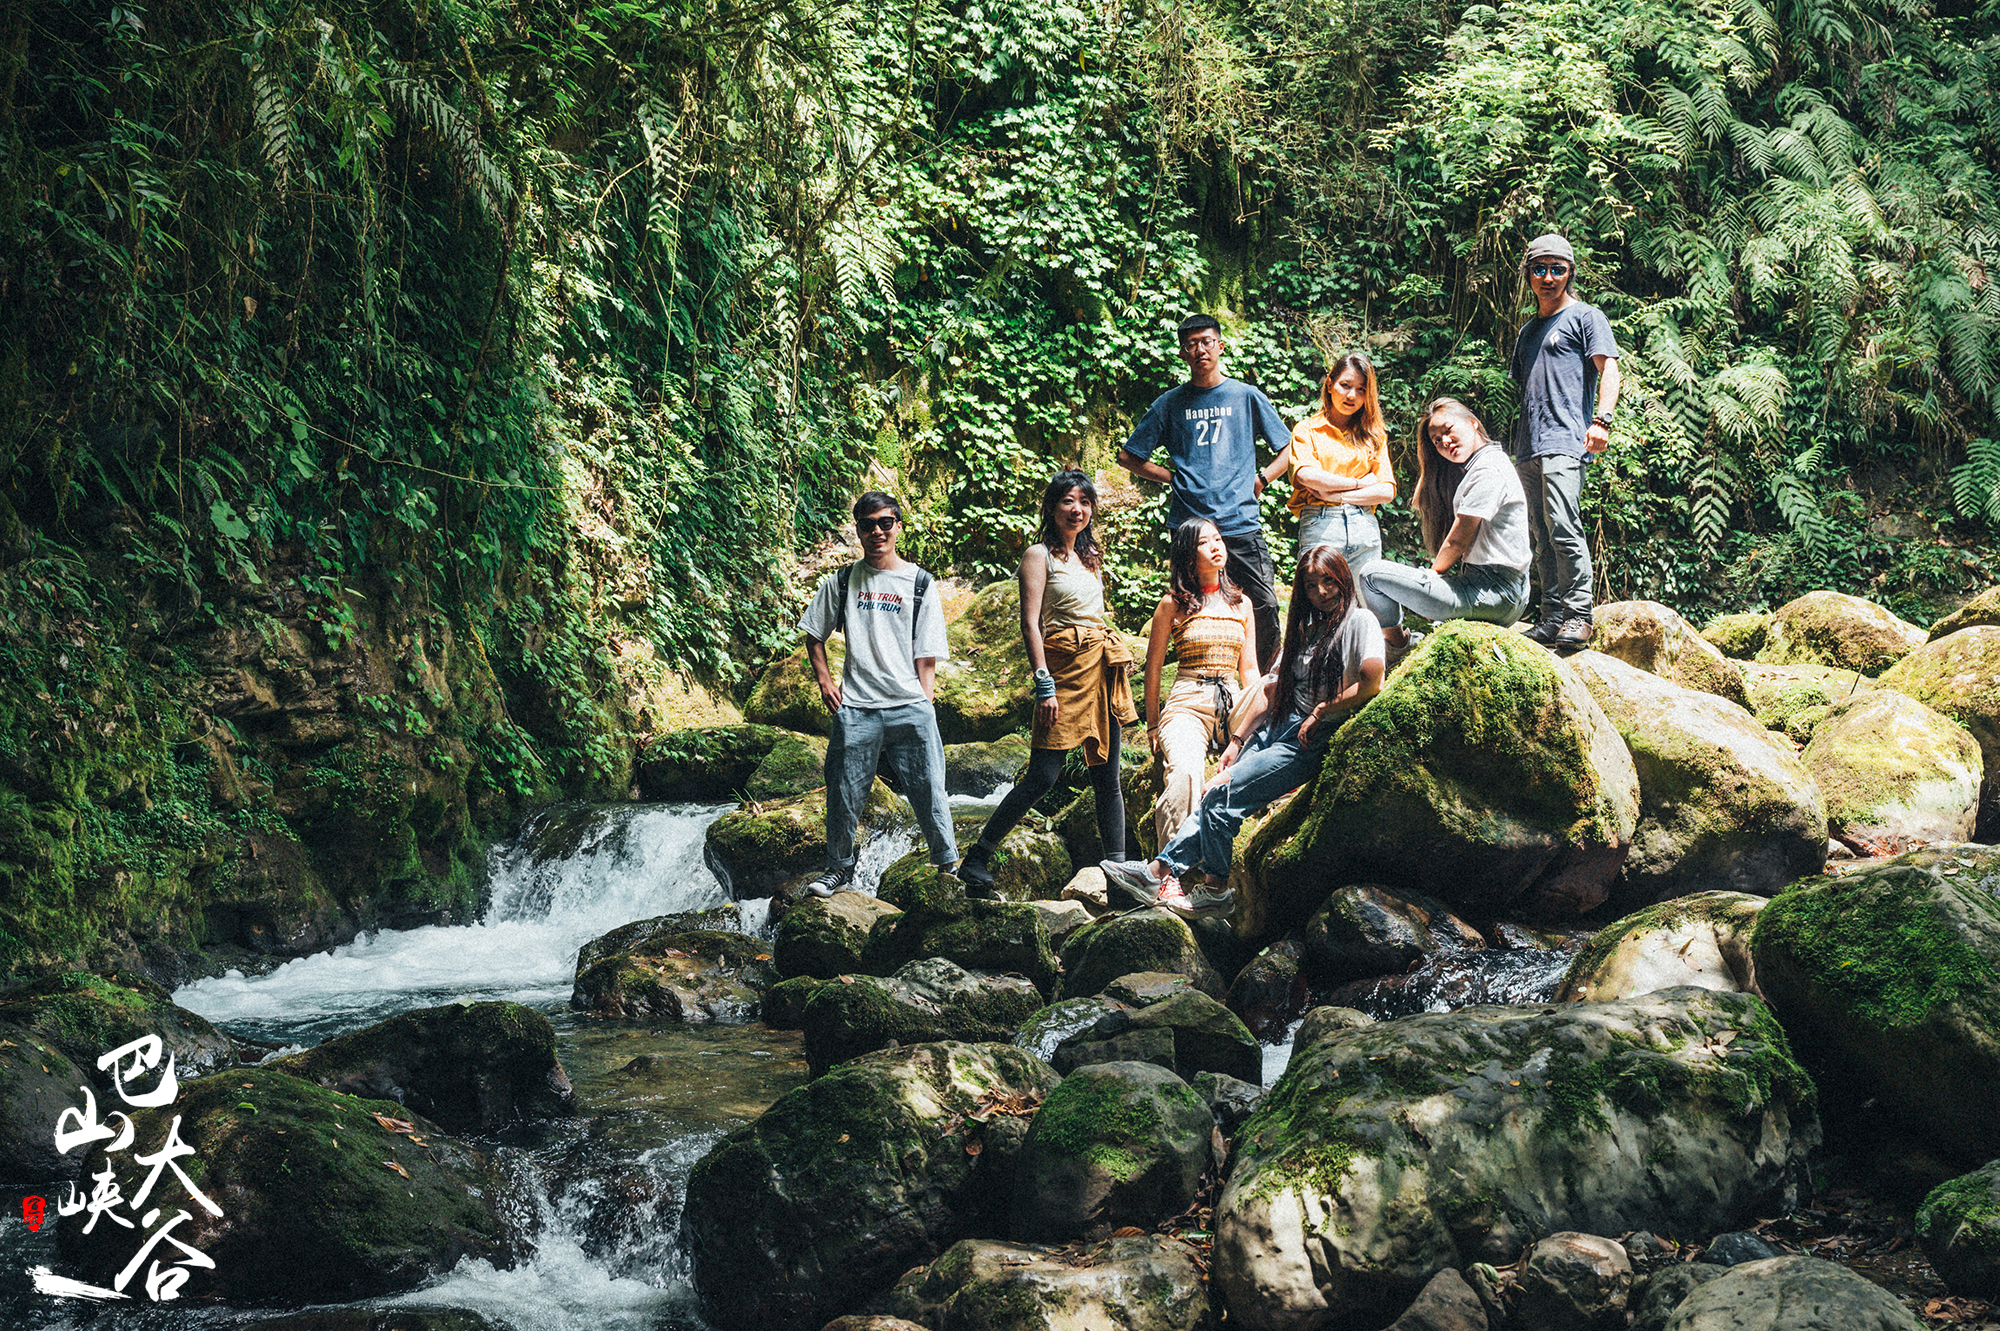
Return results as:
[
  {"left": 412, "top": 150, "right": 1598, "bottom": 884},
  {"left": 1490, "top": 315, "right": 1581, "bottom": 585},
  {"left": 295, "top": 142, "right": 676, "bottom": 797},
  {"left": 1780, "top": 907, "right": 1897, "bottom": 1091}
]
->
[
  {"left": 1168, "top": 517, "right": 1242, "bottom": 617},
  {"left": 1319, "top": 352, "right": 1388, "bottom": 457},
  {"left": 1268, "top": 546, "right": 1358, "bottom": 728},
  {"left": 1038, "top": 469, "right": 1103, "bottom": 572},
  {"left": 1412, "top": 397, "right": 1494, "bottom": 555}
]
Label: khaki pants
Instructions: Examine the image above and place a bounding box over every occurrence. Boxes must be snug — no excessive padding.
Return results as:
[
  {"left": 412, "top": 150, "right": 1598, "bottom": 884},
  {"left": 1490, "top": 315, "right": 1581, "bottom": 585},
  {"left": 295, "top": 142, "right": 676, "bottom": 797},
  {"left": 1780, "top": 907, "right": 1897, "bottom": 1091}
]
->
[{"left": 1153, "top": 676, "right": 1262, "bottom": 849}]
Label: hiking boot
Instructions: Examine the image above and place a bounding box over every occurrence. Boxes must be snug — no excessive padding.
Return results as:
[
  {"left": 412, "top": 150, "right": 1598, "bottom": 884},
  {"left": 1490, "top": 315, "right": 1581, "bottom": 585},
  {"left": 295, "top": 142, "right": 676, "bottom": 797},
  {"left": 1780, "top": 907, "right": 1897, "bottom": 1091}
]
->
[
  {"left": 1553, "top": 616, "right": 1596, "bottom": 652},
  {"left": 805, "top": 866, "right": 854, "bottom": 899},
  {"left": 1523, "top": 614, "right": 1564, "bottom": 645}
]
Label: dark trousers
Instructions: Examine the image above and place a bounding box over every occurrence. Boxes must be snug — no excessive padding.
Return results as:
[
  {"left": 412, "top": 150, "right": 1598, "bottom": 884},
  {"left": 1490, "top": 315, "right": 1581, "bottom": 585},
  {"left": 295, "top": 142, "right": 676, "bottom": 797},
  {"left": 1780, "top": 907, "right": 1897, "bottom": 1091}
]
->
[
  {"left": 1221, "top": 530, "right": 1280, "bottom": 672},
  {"left": 975, "top": 723, "right": 1127, "bottom": 860}
]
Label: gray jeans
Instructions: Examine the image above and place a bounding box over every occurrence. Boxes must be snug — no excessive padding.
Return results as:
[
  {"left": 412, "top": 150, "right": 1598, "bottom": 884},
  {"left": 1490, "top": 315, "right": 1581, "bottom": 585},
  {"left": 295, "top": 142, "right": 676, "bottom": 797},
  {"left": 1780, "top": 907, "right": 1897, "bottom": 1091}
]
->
[
  {"left": 1359, "top": 560, "right": 1529, "bottom": 628},
  {"left": 825, "top": 701, "right": 958, "bottom": 870},
  {"left": 1518, "top": 453, "right": 1593, "bottom": 620}
]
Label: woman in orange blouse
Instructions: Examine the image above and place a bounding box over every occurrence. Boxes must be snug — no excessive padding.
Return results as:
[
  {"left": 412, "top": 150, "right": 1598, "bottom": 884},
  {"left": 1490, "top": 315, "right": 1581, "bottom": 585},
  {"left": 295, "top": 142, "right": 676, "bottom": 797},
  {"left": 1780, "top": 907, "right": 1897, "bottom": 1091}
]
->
[{"left": 1289, "top": 352, "right": 1396, "bottom": 585}]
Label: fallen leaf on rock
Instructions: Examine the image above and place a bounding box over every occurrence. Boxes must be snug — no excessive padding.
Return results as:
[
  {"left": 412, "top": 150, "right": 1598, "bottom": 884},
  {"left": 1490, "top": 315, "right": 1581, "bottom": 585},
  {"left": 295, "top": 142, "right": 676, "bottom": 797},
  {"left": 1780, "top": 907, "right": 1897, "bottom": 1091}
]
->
[
  {"left": 1112, "top": 1226, "right": 1146, "bottom": 1237},
  {"left": 383, "top": 1160, "right": 410, "bottom": 1178},
  {"left": 964, "top": 1140, "right": 983, "bottom": 1156},
  {"left": 371, "top": 1113, "right": 417, "bottom": 1134}
]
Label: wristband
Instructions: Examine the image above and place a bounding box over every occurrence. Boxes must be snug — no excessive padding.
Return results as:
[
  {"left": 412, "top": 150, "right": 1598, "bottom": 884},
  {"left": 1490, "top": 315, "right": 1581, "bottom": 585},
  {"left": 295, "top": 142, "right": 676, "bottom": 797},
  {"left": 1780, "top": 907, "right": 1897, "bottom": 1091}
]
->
[
  {"left": 1592, "top": 412, "right": 1614, "bottom": 428},
  {"left": 1034, "top": 668, "right": 1057, "bottom": 701}
]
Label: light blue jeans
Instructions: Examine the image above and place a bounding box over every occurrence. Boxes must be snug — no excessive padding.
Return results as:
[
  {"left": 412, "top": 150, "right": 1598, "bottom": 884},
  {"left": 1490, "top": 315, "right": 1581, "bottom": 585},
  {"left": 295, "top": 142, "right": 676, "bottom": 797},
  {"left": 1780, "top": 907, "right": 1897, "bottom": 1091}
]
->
[
  {"left": 825, "top": 701, "right": 958, "bottom": 870},
  {"left": 1359, "top": 560, "right": 1530, "bottom": 629},
  {"left": 1157, "top": 711, "right": 1327, "bottom": 882},
  {"left": 1297, "top": 504, "right": 1382, "bottom": 574}
]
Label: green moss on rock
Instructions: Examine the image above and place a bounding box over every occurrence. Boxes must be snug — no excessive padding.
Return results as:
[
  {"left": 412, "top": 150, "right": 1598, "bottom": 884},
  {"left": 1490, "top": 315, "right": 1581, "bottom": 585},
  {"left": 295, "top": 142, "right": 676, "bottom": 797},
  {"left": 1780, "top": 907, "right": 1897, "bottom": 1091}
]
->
[
  {"left": 1058, "top": 909, "right": 1223, "bottom": 1000},
  {"left": 1803, "top": 690, "right": 1982, "bottom": 844},
  {"left": 1757, "top": 590, "right": 1925, "bottom": 677},
  {"left": 1703, "top": 612, "right": 1772, "bottom": 660},
  {"left": 1929, "top": 587, "right": 2000, "bottom": 643},
  {"left": 1879, "top": 626, "right": 2000, "bottom": 839},
  {"left": 1917, "top": 1160, "right": 2000, "bottom": 1298}
]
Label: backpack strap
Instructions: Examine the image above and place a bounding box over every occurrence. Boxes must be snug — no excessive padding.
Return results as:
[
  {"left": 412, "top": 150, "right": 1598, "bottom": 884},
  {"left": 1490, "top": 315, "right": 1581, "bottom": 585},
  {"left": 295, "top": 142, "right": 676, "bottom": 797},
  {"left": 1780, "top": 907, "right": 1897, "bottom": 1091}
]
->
[{"left": 836, "top": 561, "right": 932, "bottom": 648}]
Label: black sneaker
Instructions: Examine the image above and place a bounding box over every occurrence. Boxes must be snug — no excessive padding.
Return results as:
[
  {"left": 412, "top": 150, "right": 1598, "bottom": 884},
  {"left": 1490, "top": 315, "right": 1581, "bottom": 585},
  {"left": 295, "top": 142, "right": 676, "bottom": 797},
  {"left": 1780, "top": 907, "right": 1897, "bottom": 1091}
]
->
[
  {"left": 805, "top": 866, "right": 854, "bottom": 899},
  {"left": 1523, "top": 614, "right": 1563, "bottom": 645},
  {"left": 1553, "top": 616, "right": 1596, "bottom": 652}
]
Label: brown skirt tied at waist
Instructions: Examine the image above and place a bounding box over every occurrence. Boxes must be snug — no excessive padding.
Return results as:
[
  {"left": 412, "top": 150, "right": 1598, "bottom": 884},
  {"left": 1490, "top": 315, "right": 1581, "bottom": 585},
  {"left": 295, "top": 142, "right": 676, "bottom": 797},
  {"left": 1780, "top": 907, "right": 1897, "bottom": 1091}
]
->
[{"left": 1036, "top": 623, "right": 1139, "bottom": 765}]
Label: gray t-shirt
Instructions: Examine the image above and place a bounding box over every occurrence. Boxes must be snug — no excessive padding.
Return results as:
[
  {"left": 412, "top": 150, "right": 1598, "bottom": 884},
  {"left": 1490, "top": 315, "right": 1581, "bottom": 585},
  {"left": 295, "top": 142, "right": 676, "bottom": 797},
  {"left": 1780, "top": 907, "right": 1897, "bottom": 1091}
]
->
[
  {"left": 1289, "top": 603, "right": 1386, "bottom": 716},
  {"left": 1454, "top": 444, "right": 1531, "bottom": 571},
  {"left": 798, "top": 561, "right": 950, "bottom": 710},
  {"left": 1510, "top": 300, "right": 1620, "bottom": 459}
]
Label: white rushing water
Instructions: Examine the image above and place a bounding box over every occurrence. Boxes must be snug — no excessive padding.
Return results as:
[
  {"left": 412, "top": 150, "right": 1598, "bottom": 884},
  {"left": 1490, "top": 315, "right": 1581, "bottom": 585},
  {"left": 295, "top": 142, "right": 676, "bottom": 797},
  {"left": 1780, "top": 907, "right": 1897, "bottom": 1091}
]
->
[{"left": 175, "top": 802, "right": 739, "bottom": 1040}]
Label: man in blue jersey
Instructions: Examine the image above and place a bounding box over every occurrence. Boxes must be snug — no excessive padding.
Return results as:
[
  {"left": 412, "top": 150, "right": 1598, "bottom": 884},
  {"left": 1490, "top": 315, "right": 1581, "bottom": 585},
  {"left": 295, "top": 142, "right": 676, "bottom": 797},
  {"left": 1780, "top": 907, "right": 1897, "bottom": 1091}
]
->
[{"left": 1118, "top": 314, "right": 1293, "bottom": 670}]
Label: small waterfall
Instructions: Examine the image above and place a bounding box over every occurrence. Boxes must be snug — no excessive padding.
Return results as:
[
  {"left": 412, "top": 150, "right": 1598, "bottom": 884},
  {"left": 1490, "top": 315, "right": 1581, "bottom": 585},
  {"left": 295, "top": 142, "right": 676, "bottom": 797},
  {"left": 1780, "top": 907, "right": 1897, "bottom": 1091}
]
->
[
  {"left": 175, "top": 802, "right": 736, "bottom": 1044},
  {"left": 1326, "top": 947, "right": 1576, "bottom": 1023}
]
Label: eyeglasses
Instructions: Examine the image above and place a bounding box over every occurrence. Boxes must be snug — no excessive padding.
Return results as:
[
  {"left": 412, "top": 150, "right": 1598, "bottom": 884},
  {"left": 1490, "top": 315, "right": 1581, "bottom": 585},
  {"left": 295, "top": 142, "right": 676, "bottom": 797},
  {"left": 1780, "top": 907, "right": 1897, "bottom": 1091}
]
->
[
  {"left": 858, "top": 515, "right": 900, "bottom": 533},
  {"left": 1183, "top": 336, "right": 1221, "bottom": 351},
  {"left": 1529, "top": 263, "right": 1571, "bottom": 278}
]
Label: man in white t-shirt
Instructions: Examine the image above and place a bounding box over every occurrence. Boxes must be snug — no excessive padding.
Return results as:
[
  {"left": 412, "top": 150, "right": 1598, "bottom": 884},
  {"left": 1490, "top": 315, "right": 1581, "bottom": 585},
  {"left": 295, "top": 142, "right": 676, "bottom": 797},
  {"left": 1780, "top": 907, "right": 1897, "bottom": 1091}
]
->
[{"left": 798, "top": 492, "right": 959, "bottom": 896}]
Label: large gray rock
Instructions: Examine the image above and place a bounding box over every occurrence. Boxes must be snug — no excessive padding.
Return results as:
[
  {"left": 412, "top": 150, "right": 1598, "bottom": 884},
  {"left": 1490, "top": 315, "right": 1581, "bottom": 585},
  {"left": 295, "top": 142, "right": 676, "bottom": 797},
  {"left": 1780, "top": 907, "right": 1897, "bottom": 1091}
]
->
[
  {"left": 1011, "top": 1061, "right": 1213, "bottom": 1241},
  {"left": 1515, "top": 1232, "right": 1633, "bottom": 1331},
  {"left": 1757, "top": 591, "right": 1927, "bottom": 677},
  {"left": 1751, "top": 844, "right": 2000, "bottom": 1164},
  {"left": 1383, "top": 1267, "right": 1489, "bottom": 1331},
  {"left": 569, "top": 928, "right": 768, "bottom": 1022},
  {"left": 635, "top": 723, "right": 826, "bottom": 802},
  {"left": 1227, "top": 938, "right": 1312, "bottom": 1042},
  {"left": 1629, "top": 1265, "right": 1726, "bottom": 1331},
  {"left": 1050, "top": 987, "right": 1262, "bottom": 1086},
  {"left": 800, "top": 959, "right": 1044, "bottom": 1077},
  {"left": 1212, "top": 988, "right": 1818, "bottom": 1331},
  {"left": 1567, "top": 652, "right": 1825, "bottom": 905},
  {"left": 1929, "top": 586, "right": 2000, "bottom": 642},
  {"left": 1592, "top": 600, "right": 1751, "bottom": 709},
  {"left": 685, "top": 1041, "right": 1061, "bottom": 1331},
  {"left": 1242, "top": 622, "right": 1639, "bottom": 931},
  {"left": 890, "top": 1235, "right": 1211, "bottom": 1331},
  {"left": 1058, "top": 909, "right": 1226, "bottom": 1000},
  {"left": 1661, "top": 1255, "right": 1923, "bottom": 1329},
  {"left": 1302, "top": 885, "right": 1484, "bottom": 988},
  {"left": 1557, "top": 892, "right": 1765, "bottom": 1004},
  {"left": 1803, "top": 689, "right": 1983, "bottom": 848},
  {"left": 1916, "top": 1158, "right": 2000, "bottom": 1299},
  {"left": 773, "top": 891, "right": 903, "bottom": 980},
  {"left": 1878, "top": 626, "right": 2000, "bottom": 839}
]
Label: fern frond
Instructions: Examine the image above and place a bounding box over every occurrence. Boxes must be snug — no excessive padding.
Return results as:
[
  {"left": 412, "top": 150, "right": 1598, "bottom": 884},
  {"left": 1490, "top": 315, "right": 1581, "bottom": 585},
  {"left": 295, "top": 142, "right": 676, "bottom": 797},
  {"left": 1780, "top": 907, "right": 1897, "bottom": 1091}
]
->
[
  {"left": 251, "top": 61, "right": 296, "bottom": 187},
  {"left": 1951, "top": 437, "right": 2000, "bottom": 525},
  {"left": 381, "top": 75, "right": 514, "bottom": 220}
]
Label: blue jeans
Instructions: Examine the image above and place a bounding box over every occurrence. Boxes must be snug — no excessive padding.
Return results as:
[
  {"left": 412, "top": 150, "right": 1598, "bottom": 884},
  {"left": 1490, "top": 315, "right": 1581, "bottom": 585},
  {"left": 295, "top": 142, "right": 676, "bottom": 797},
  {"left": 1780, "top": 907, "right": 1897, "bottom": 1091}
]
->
[
  {"left": 1297, "top": 505, "right": 1382, "bottom": 578},
  {"left": 825, "top": 701, "right": 958, "bottom": 870},
  {"left": 1359, "top": 560, "right": 1529, "bottom": 630},
  {"left": 1157, "top": 712, "right": 1327, "bottom": 881},
  {"left": 1518, "top": 453, "right": 1593, "bottom": 620}
]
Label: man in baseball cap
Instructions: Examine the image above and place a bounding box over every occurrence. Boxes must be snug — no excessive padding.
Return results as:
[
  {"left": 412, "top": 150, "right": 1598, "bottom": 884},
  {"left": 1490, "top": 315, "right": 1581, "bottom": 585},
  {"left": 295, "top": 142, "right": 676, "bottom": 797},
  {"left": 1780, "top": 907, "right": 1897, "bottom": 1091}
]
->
[{"left": 1509, "top": 233, "right": 1621, "bottom": 651}]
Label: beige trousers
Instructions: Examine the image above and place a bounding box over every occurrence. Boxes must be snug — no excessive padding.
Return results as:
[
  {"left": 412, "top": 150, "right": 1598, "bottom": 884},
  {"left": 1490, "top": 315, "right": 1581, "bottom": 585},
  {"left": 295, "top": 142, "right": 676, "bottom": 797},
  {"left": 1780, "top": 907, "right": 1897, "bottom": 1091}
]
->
[{"left": 1152, "top": 676, "right": 1261, "bottom": 849}]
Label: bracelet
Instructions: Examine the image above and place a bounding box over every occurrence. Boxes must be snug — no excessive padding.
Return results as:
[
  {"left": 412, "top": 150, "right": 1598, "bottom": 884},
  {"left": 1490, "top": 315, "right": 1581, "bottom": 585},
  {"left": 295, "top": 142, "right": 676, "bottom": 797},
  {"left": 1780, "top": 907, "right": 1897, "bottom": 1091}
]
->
[
  {"left": 1034, "top": 670, "right": 1057, "bottom": 701},
  {"left": 1592, "top": 412, "right": 1614, "bottom": 428}
]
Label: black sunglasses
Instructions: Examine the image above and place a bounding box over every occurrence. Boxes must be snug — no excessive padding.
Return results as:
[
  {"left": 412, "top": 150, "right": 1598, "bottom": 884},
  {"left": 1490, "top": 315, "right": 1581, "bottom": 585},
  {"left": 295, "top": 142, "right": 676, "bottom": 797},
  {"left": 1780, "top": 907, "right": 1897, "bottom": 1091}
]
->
[
  {"left": 858, "top": 515, "right": 900, "bottom": 533},
  {"left": 1529, "top": 262, "right": 1571, "bottom": 278}
]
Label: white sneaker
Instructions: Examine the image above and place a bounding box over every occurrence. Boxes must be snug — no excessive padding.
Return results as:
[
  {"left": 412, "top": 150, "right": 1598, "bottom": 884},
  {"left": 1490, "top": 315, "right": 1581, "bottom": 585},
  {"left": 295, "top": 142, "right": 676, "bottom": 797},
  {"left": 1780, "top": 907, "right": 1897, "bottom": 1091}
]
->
[{"left": 1099, "top": 858, "right": 1163, "bottom": 907}]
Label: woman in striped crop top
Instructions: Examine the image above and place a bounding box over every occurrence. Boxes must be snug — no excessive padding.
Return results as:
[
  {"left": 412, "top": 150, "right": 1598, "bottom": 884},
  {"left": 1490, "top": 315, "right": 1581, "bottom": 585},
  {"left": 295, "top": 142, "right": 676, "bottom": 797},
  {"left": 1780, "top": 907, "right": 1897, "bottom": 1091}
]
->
[{"left": 1141, "top": 518, "right": 1261, "bottom": 865}]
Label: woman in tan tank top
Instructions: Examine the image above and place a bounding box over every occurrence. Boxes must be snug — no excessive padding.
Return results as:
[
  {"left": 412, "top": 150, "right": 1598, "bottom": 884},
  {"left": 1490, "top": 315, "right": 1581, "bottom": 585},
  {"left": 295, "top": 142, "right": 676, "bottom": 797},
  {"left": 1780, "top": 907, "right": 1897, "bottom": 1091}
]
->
[
  {"left": 1141, "top": 518, "right": 1260, "bottom": 883},
  {"left": 960, "top": 470, "right": 1137, "bottom": 896}
]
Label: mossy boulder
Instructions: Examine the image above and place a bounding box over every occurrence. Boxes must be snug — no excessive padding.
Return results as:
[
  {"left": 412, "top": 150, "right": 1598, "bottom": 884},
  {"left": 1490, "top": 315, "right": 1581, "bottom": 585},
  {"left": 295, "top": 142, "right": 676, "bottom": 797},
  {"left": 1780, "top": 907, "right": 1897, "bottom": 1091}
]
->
[
  {"left": 568, "top": 929, "right": 769, "bottom": 1022},
  {"left": 1700, "top": 612, "right": 1771, "bottom": 661},
  {"left": 744, "top": 642, "right": 841, "bottom": 736},
  {"left": 801, "top": 958, "right": 1045, "bottom": 1077},
  {"left": 889, "top": 1235, "right": 1212, "bottom": 1331},
  {"left": 1301, "top": 885, "right": 1485, "bottom": 989},
  {"left": 575, "top": 905, "right": 743, "bottom": 972},
  {"left": 635, "top": 723, "right": 827, "bottom": 802},
  {"left": 1878, "top": 625, "right": 2000, "bottom": 838},
  {"left": 1929, "top": 585, "right": 2000, "bottom": 642},
  {"left": 703, "top": 781, "right": 898, "bottom": 898},
  {"left": 943, "top": 734, "right": 1034, "bottom": 795},
  {"left": 0, "top": 1036, "right": 93, "bottom": 1180},
  {"left": 1567, "top": 652, "right": 1825, "bottom": 905},
  {"left": 761, "top": 975, "right": 828, "bottom": 1029},
  {"left": 1050, "top": 987, "right": 1262, "bottom": 1086},
  {"left": 1659, "top": 1255, "right": 1923, "bottom": 1330},
  {"left": 1247, "top": 622, "right": 1640, "bottom": 929},
  {"left": 1516, "top": 1231, "right": 1634, "bottom": 1331},
  {"left": 1916, "top": 1159, "right": 2000, "bottom": 1299},
  {"left": 57, "top": 1067, "right": 506, "bottom": 1304},
  {"left": 864, "top": 899, "right": 1061, "bottom": 997},
  {"left": 1742, "top": 660, "right": 1873, "bottom": 743},
  {"left": 683, "top": 1040, "right": 1063, "bottom": 1331},
  {"left": 773, "top": 891, "right": 904, "bottom": 980},
  {"left": 881, "top": 813, "right": 1070, "bottom": 903},
  {"left": 1226, "top": 938, "right": 1311, "bottom": 1043},
  {"left": 1751, "top": 845, "right": 2000, "bottom": 1164},
  {"left": 0, "top": 970, "right": 237, "bottom": 1085},
  {"left": 1756, "top": 590, "right": 1926, "bottom": 677},
  {"left": 931, "top": 580, "right": 1039, "bottom": 742},
  {"left": 1058, "top": 908, "right": 1225, "bottom": 1001},
  {"left": 269, "top": 1001, "right": 574, "bottom": 1135},
  {"left": 1011, "top": 1061, "right": 1215, "bottom": 1241},
  {"left": 1212, "top": 988, "right": 1818, "bottom": 1331},
  {"left": 1557, "top": 892, "right": 1765, "bottom": 1004},
  {"left": 1592, "top": 601, "right": 1751, "bottom": 708},
  {"left": 1803, "top": 689, "right": 1983, "bottom": 847}
]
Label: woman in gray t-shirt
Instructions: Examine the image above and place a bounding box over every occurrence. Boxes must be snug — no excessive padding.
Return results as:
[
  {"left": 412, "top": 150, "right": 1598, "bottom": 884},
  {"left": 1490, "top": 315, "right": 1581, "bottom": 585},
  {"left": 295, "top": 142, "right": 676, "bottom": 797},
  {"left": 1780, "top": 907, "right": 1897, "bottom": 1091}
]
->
[
  {"left": 1358, "top": 397, "right": 1531, "bottom": 650},
  {"left": 1100, "top": 546, "right": 1386, "bottom": 915}
]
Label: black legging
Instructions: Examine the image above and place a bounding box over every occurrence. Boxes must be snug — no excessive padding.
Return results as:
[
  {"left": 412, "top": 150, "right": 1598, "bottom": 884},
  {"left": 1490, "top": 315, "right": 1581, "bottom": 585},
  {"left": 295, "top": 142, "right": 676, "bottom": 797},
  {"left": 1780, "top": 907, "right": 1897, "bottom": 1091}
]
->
[{"left": 975, "top": 723, "right": 1127, "bottom": 861}]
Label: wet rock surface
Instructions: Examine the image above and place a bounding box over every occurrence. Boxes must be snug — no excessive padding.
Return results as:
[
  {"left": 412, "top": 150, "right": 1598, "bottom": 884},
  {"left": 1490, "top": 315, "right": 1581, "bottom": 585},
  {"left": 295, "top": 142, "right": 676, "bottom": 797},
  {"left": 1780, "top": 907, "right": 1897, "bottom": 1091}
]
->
[
  {"left": 1011, "top": 1061, "right": 1213, "bottom": 1242},
  {"left": 1557, "top": 891, "right": 1765, "bottom": 1003},
  {"left": 774, "top": 891, "right": 903, "bottom": 980},
  {"left": 800, "top": 958, "right": 1043, "bottom": 1077},
  {"left": 1225, "top": 937, "right": 1311, "bottom": 1042},
  {"left": 1301, "top": 884, "right": 1484, "bottom": 989},
  {"left": 569, "top": 928, "right": 770, "bottom": 1022},
  {"left": 1058, "top": 908, "right": 1226, "bottom": 1000},
  {"left": 271, "top": 1000, "right": 574, "bottom": 1134},
  {"left": 1917, "top": 1159, "right": 2000, "bottom": 1299},
  {"left": 684, "top": 1040, "right": 1061, "bottom": 1331},
  {"left": 1049, "top": 987, "right": 1261, "bottom": 1085},
  {"left": 1212, "top": 987, "right": 1818, "bottom": 1330},
  {"left": 889, "top": 1234, "right": 1212, "bottom": 1331}
]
